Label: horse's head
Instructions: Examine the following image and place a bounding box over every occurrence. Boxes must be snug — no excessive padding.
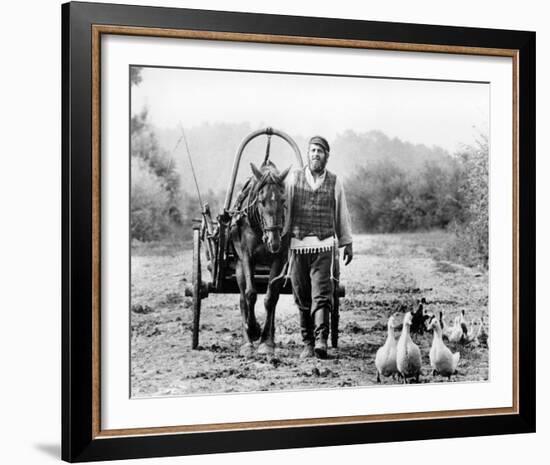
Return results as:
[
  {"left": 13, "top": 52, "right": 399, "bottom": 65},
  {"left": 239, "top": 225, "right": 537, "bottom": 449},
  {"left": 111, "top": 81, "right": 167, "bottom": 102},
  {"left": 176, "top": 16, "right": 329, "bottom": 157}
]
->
[{"left": 250, "top": 161, "right": 291, "bottom": 254}]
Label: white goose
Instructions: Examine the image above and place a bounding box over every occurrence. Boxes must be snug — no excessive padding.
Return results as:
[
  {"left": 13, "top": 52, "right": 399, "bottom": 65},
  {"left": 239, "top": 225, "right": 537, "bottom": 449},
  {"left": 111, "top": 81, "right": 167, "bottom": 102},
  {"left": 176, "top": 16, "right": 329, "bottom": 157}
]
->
[
  {"left": 396, "top": 312, "right": 422, "bottom": 383},
  {"left": 375, "top": 314, "right": 398, "bottom": 383},
  {"left": 477, "top": 316, "right": 489, "bottom": 347},
  {"left": 463, "top": 316, "right": 483, "bottom": 345},
  {"left": 459, "top": 309, "right": 470, "bottom": 338},
  {"left": 445, "top": 315, "right": 465, "bottom": 343},
  {"left": 427, "top": 315, "right": 460, "bottom": 379}
]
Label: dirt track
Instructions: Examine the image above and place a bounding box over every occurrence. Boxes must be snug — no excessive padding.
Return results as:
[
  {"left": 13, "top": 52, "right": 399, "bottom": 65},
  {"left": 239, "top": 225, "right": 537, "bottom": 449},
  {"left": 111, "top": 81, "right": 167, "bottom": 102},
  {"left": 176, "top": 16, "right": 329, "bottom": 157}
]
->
[{"left": 130, "top": 231, "right": 489, "bottom": 397}]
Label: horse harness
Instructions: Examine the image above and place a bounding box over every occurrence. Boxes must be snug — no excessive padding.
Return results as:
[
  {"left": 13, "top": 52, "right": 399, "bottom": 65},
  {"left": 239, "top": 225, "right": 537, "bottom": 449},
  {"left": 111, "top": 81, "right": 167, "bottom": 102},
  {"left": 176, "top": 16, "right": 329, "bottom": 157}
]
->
[{"left": 231, "top": 170, "right": 286, "bottom": 245}]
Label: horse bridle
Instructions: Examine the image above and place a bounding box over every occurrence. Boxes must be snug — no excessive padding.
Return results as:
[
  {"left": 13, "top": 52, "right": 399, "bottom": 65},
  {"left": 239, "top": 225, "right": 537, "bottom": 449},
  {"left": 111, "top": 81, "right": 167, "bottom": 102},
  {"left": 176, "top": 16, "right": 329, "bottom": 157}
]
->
[{"left": 247, "top": 173, "right": 286, "bottom": 244}]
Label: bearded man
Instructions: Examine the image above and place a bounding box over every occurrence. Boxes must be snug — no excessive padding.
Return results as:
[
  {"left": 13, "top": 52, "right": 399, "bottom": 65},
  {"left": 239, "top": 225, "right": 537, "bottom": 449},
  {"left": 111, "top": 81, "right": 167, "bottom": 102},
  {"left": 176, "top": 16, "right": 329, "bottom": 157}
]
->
[{"left": 285, "top": 136, "right": 353, "bottom": 359}]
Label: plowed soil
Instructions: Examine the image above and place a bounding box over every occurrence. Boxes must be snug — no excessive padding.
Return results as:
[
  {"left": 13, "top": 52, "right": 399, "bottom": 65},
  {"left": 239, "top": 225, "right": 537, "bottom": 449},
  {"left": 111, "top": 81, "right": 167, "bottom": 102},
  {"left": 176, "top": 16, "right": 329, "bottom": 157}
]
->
[{"left": 131, "top": 231, "right": 489, "bottom": 397}]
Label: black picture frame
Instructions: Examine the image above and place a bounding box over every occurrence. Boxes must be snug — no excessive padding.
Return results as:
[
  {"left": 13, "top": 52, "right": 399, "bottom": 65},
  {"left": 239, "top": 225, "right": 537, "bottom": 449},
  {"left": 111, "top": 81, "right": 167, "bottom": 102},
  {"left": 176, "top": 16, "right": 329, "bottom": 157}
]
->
[{"left": 62, "top": 1, "right": 535, "bottom": 462}]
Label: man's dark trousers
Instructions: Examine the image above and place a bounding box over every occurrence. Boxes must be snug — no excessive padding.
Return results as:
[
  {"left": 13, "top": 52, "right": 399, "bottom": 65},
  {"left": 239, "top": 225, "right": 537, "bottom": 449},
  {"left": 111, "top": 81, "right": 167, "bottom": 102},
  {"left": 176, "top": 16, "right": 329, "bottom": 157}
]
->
[{"left": 290, "top": 249, "right": 334, "bottom": 344}]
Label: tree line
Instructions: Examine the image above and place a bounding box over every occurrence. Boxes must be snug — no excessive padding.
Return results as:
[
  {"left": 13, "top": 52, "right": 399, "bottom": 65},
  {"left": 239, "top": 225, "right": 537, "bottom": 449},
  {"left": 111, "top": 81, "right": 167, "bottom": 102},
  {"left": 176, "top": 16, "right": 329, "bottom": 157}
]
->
[
  {"left": 345, "top": 138, "right": 488, "bottom": 268},
  {"left": 130, "top": 66, "right": 488, "bottom": 267}
]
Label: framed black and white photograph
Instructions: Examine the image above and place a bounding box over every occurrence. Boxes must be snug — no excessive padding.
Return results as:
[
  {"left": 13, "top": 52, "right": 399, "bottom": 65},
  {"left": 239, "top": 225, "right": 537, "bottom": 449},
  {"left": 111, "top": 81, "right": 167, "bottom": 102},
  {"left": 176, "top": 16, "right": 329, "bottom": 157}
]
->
[{"left": 62, "top": 1, "right": 535, "bottom": 462}]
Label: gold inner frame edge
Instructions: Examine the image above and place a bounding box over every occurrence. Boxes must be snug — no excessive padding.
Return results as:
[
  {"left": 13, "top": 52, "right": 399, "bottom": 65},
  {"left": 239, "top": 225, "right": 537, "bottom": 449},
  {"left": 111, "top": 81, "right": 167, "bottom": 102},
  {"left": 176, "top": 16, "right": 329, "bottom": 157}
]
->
[{"left": 90, "top": 24, "right": 520, "bottom": 439}]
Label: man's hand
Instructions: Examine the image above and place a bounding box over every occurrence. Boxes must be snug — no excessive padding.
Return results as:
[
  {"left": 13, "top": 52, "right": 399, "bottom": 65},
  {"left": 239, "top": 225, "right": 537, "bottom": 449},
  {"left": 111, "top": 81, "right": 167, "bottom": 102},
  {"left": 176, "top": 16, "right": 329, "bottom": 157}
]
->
[{"left": 343, "top": 243, "right": 353, "bottom": 265}]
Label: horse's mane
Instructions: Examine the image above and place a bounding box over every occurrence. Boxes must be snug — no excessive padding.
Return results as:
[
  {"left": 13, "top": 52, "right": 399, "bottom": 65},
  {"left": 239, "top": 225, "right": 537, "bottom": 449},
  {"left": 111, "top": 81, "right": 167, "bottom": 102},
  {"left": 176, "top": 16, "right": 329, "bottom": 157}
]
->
[
  {"left": 251, "top": 161, "right": 284, "bottom": 193},
  {"left": 233, "top": 161, "right": 284, "bottom": 212}
]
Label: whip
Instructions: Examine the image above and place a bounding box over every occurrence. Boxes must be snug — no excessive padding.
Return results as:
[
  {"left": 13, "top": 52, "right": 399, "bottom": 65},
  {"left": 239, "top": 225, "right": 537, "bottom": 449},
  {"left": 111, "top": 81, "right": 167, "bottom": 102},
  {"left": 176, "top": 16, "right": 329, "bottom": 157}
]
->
[{"left": 177, "top": 123, "right": 204, "bottom": 209}]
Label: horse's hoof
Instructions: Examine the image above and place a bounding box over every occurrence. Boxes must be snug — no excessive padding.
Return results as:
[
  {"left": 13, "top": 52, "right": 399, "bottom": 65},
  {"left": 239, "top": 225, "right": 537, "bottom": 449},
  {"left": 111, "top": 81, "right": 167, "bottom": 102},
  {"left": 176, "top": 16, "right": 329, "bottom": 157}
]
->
[
  {"left": 239, "top": 343, "right": 254, "bottom": 357},
  {"left": 257, "top": 342, "right": 275, "bottom": 355},
  {"left": 247, "top": 322, "right": 262, "bottom": 342}
]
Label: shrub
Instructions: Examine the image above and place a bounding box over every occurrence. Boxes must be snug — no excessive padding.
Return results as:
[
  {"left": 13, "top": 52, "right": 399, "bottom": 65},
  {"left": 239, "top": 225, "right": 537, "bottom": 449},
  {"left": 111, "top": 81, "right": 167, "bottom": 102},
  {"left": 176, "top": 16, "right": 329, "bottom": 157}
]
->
[
  {"left": 130, "top": 108, "right": 186, "bottom": 242},
  {"left": 131, "top": 158, "right": 171, "bottom": 241},
  {"left": 345, "top": 136, "right": 488, "bottom": 269},
  {"left": 444, "top": 138, "right": 489, "bottom": 268},
  {"left": 346, "top": 159, "right": 462, "bottom": 233}
]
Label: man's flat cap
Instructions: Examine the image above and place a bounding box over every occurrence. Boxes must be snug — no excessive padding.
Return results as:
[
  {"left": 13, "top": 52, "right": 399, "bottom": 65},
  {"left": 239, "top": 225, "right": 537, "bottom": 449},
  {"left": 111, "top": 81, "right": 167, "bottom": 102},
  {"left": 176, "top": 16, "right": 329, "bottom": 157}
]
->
[{"left": 309, "top": 136, "right": 330, "bottom": 153}]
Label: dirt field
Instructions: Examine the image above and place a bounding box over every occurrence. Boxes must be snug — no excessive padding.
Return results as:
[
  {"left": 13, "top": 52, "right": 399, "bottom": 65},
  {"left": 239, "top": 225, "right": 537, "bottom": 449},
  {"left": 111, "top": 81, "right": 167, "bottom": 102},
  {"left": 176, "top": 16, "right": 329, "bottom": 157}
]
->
[{"left": 130, "top": 231, "right": 489, "bottom": 397}]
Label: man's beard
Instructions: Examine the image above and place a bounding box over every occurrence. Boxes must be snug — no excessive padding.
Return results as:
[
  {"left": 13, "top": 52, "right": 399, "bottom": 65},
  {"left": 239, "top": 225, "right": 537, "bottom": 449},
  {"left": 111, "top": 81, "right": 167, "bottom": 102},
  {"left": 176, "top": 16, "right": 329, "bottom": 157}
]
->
[{"left": 309, "top": 158, "right": 327, "bottom": 173}]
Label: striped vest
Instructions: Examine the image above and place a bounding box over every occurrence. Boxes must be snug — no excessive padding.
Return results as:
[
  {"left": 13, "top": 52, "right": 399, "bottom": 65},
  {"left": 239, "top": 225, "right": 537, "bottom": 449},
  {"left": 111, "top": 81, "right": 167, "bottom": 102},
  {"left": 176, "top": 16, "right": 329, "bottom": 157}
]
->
[{"left": 291, "top": 169, "right": 336, "bottom": 240}]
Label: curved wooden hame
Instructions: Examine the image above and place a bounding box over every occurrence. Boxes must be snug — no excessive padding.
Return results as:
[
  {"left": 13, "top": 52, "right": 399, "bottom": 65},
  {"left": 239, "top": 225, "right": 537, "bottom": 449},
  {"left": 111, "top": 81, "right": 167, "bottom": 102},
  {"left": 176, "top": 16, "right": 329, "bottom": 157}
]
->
[{"left": 223, "top": 127, "right": 303, "bottom": 212}]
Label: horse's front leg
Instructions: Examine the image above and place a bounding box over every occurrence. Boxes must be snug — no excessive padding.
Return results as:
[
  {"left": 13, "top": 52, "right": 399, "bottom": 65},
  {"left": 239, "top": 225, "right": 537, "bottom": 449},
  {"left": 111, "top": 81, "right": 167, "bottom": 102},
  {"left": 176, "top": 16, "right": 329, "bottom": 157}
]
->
[
  {"left": 258, "top": 259, "right": 284, "bottom": 356},
  {"left": 236, "top": 258, "right": 261, "bottom": 357}
]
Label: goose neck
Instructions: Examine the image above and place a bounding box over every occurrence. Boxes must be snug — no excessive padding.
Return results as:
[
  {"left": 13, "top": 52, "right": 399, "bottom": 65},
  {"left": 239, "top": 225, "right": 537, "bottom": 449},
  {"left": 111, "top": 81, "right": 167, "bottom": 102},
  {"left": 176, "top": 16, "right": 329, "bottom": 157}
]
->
[
  {"left": 433, "top": 324, "right": 442, "bottom": 339},
  {"left": 402, "top": 323, "right": 411, "bottom": 338}
]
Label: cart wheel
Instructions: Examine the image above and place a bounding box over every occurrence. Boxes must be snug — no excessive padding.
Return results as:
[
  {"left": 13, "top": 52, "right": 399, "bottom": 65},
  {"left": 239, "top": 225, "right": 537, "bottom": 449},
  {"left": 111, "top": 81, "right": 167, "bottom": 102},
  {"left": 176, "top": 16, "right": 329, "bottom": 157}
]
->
[
  {"left": 191, "top": 227, "right": 202, "bottom": 349},
  {"left": 331, "top": 292, "right": 340, "bottom": 348}
]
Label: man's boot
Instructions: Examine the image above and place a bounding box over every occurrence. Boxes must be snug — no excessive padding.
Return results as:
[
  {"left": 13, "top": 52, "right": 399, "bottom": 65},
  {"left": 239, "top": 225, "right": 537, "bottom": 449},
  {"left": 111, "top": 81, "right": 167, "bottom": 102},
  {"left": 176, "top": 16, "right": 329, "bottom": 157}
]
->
[
  {"left": 313, "top": 307, "right": 329, "bottom": 359},
  {"left": 314, "top": 338, "right": 328, "bottom": 359},
  {"left": 299, "top": 310, "right": 314, "bottom": 359}
]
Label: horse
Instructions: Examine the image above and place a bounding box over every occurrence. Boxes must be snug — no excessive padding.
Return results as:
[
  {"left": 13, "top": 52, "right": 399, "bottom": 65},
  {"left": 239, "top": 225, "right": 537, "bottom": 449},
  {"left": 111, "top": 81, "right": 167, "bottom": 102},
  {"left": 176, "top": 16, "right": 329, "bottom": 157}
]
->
[{"left": 229, "top": 161, "right": 291, "bottom": 357}]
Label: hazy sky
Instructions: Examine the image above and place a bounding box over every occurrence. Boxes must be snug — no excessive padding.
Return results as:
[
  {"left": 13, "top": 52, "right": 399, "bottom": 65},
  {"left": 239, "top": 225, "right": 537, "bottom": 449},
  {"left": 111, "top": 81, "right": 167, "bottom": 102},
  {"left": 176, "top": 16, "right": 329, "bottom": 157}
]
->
[{"left": 132, "top": 66, "right": 489, "bottom": 153}]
